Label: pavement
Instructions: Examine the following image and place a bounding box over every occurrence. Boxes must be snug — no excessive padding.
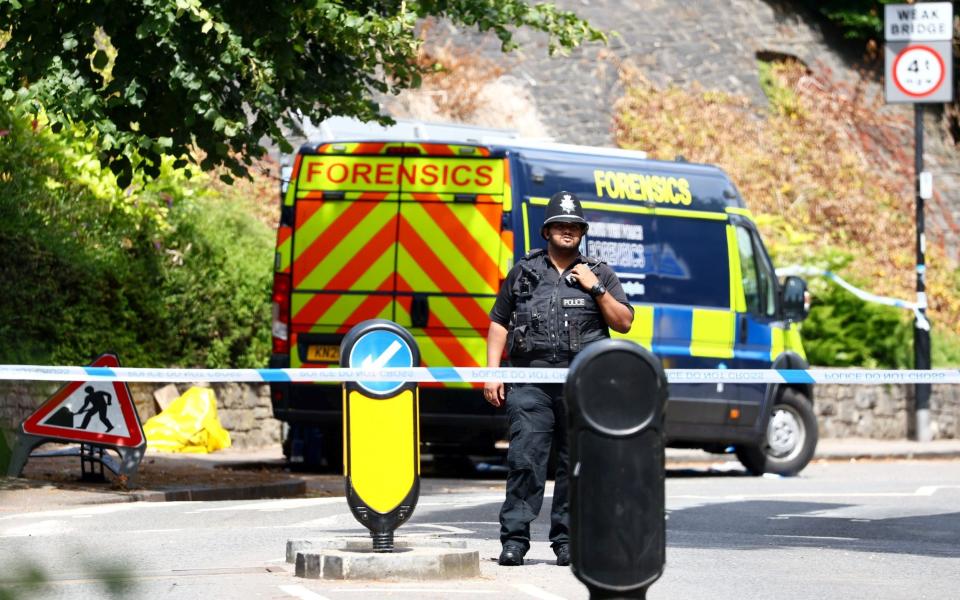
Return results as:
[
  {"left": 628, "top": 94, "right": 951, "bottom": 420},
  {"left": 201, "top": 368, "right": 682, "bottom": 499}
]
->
[{"left": 2, "top": 438, "right": 960, "bottom": 512}]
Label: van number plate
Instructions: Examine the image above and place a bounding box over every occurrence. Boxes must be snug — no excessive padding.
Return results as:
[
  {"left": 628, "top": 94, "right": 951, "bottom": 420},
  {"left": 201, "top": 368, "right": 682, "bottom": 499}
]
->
[{"left": 306, "top": 345, "right": 340, "bottom": 362}]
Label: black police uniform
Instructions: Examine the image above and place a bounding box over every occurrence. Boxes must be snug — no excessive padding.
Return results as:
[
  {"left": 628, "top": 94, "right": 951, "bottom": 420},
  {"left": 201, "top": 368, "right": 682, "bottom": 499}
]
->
[{"left": 488, "top": 247, "right": 634, "bottom": 557}]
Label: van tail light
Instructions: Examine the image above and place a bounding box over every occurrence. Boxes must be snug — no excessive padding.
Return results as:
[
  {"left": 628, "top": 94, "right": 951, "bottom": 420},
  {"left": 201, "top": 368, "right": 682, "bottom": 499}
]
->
[{"left": 272, "top": 272, "right": 291, "bottom": 354}]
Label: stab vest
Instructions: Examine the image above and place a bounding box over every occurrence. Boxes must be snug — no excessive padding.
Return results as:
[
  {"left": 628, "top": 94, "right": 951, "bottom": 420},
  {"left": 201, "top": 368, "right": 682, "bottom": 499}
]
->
[{"left": 508, "top": 249, "right": 610, "bottom": 364}]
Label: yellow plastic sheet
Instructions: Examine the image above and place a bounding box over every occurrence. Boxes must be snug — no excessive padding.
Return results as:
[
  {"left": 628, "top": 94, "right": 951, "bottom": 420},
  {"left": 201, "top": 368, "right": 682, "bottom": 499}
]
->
[{"left": 144, "top": 386, "right": 232, "bottom": 453}]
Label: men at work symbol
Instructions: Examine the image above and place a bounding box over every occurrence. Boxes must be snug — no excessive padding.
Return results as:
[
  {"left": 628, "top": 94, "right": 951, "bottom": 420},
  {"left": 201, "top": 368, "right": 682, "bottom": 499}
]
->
[{"left": 76, "top": 386, "right": 114, "bottom": 432}]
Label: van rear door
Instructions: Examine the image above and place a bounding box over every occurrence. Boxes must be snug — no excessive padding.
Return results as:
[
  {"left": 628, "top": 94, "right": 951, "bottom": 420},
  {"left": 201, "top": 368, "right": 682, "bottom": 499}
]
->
[
  {"left": 392, "top": 145, "right": 511, "bottom": 373},
  {"left": 287, "top": 143, "right": 510, "bottom": 371},
  {"left": 288, "top": 144, "right": 404, "bottom": 367}
]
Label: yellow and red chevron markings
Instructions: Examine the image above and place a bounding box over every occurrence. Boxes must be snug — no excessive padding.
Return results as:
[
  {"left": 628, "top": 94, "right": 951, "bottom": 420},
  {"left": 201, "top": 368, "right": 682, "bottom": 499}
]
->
[{"left": 283, "top": 149, "right": 512, "bottom": 379}]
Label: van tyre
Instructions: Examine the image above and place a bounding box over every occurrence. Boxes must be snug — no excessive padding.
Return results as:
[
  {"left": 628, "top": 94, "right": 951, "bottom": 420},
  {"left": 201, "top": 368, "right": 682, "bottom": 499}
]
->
[{"left": 735, "top": 388, "right": 817, "bottom": 476}]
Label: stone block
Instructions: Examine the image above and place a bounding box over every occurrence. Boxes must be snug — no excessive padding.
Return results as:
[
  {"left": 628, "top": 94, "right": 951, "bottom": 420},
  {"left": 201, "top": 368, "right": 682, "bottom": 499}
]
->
[
  {"left": 817, "top": 401, "right": 837, "bottom": 417},
  {"left": 853, "top": 389, "right": 877, "bottom": 411},
  {"left": 287, "top": 537, "right": 469, "bottom": 563},
  {"left": 219, "top": 409, "right": 255, "bottom": 433},
  {"left": 153, "top": 384, "right": 180, "bottom": 412},
  {"left": 295, "top": 547, "right": 479, "bottom": 580},
  {"left": 837, "top": 400, "right": 858, "bottom": 425}
]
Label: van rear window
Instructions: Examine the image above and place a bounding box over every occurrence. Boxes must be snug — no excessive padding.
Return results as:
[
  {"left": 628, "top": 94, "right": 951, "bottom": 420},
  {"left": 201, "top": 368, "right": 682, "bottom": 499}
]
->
[{"left": 645, "top": 217, "right": 729, "bottom": 308}]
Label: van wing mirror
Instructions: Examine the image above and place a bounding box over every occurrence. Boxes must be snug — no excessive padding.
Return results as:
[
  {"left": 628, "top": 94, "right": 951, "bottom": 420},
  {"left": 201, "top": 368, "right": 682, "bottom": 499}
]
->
[{"left": 780, "top": 276, "right": 810, "bottom": 322}]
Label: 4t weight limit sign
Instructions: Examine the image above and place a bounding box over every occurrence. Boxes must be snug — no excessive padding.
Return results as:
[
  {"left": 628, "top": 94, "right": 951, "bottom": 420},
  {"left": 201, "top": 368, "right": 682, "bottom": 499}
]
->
[
  {"left": 894, "top": 45, "right": 945, "bottom": 97},
  {"left": 885, "top": 41, "right": 953, "bottom": 103}
]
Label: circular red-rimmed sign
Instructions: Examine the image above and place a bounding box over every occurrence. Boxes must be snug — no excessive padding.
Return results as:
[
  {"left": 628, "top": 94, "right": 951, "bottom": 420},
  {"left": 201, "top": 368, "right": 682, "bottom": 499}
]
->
[{"left": 893, "top": 45, "right": 946, "bottom": 98}]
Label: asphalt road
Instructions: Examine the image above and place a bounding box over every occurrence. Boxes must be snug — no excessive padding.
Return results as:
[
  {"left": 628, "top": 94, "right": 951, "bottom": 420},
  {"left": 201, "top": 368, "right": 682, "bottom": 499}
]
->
[{"left": 1, "top": 459, "right": 958, "bottom": 600}]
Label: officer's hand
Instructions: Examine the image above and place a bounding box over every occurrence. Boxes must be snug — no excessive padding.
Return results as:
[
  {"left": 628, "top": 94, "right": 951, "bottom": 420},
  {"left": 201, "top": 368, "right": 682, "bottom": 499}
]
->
[
  {"left": 484, "top": 380, "right": 505, "bottom": 407},
  {"left": 569, "top": 263, "right": 600, "bottom": 291}
]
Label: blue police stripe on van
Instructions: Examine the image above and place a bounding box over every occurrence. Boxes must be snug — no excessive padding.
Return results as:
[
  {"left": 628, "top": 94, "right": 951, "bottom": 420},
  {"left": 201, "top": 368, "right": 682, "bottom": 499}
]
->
[
  {"left": 647, "top": 307, "right": 784, "bottom": 362},
  {"left": 653, "top": 306, "right": 692, "bottom": 357},
  {"left": 737, "top": 315, "right": 775, "bottom": 361}
]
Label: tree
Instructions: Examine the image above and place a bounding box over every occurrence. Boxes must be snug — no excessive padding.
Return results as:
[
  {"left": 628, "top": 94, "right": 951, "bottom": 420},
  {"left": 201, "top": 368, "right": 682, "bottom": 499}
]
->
[{"left": 0, "top": 1, "right": 604, "bottom": 185}]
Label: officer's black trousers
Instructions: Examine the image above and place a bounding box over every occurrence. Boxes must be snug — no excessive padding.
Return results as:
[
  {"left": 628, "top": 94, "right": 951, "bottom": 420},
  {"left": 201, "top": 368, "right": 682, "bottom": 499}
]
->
[{"left": 499, "top": 383, "right": 569, "bottom": 552}]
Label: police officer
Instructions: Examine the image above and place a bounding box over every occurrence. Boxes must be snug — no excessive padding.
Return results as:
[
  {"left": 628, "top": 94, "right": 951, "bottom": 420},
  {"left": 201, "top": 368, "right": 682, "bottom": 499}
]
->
[{"left": 484, "top": 191, "right": 634, "bottom": 566}]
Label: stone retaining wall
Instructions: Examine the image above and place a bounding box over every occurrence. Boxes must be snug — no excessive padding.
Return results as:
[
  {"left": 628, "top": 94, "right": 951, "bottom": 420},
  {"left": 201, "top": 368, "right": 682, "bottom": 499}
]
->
[
  {"left": 815, "top": 383, "right": 959, "bottom": 440},
  {"left": 0, "top": 381, "right": 282, "bottom": 450}
]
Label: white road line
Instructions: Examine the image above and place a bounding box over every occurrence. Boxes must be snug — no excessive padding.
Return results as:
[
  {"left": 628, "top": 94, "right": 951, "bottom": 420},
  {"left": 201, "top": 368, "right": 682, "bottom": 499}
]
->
[
  {"left": 1, "top": 520, "right": 71, "bottom": 537},
  {"left": 330, "top": 589, "right": 495, "bottom": 595},
  {"left": 0, "top": 502, "right": 177, "bottom": 521},
  {"left": 186, "top": 497, "right": 343, "bottom": 513},
  {"left": 512, "top": 583, "right": 570, "bottom": 600},
  {"left": 277, "top": 515, "right": 344, "bottom": 529},
  {"left": 670, "top": 486, "right": 960, "bottom": 501},
  {"left": 129, "top": 528, "right": 185, "bottom": 534},
  {"left": 407, "top": 524, "right": 474, "bottom": 535},
  {"left": 279, "top": 584, "right": 333, "bottom": 600},
  {"left": 765, "top": 534, "right": 859, "bottom": 541},
  {"left": 915, "top": 485, "right": 960, "bottom": 495}
]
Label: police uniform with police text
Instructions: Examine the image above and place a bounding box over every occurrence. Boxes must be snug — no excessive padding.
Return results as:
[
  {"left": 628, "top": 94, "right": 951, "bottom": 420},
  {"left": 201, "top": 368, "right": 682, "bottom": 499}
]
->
[{"left": 489, "top": 233, "right": 633, "bottom": 559}]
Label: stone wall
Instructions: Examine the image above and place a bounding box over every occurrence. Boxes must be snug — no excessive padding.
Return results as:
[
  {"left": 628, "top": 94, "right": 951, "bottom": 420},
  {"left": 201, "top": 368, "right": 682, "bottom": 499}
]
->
[
  {"left": 0, "top": 381, "right": 282, "bottom": 450},
  {"left": 815, "top": 383, "right": 959, "bottom": 440}
]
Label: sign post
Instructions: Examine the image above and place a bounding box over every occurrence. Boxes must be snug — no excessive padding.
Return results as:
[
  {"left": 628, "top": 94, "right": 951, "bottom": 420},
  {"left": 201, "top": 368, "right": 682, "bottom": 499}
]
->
[
  {"left": 885, "top": 2, "right": 953, "bottom": 442},
  {"left": 341, "top": 319, "right": 421, "bottom": 552},
  {"left": 8, "top": 353, "right": 146, "bottom": 480}
]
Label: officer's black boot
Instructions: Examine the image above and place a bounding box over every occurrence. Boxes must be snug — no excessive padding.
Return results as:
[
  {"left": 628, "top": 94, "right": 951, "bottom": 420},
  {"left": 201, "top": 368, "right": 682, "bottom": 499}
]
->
[
  {"left": 498, "top": 543, "right": 526, "bottom": 566},
  {"left": 554, "top": 543, "right": 570, "bottom": 566}
]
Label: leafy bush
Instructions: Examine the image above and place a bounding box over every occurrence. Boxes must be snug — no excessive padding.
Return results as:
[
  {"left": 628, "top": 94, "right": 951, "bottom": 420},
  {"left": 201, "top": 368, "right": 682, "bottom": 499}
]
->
[
  {"left": 932, "top": 326, "right": 960, "bottom": 367},
  {"left": 0, "top": 102, "right": 273, "bottom": 368},
  {"left": 802, "top": 279, "right": 913, "bottom": 368}
]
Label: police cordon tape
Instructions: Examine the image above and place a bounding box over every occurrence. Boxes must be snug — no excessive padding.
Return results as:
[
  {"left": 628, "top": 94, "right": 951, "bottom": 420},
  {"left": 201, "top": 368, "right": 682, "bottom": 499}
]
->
[
  {"left": 1, "top": 365, "right": 959, "bottom": 385},
  {"left": 778, "top": 265, "right": 930, "bottom": 330}
]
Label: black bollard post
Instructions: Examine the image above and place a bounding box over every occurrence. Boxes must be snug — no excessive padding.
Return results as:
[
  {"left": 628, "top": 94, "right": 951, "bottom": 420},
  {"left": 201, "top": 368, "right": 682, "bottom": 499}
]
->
[{"left": 566, "top": 339, "right": 668, "bottom": 599}]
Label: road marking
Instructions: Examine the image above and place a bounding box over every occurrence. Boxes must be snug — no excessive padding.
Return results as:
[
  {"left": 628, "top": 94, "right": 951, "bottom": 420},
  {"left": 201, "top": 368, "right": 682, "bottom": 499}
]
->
[
  {"left": 0, "top": 502, "right": 176, "bottom": 521},
  {"left": 407, "top": 523, "right": 474, "bottom": 535},
  {"left": 279, "top": 584, "right": 333, "bottom": 600},
  {"left": 280, "top": 515, "right": 344, "bottom": 529},
  {"left": 915, "top": 485, "right": 960, "bottom": 495},
  {"left": 129, "top": 528, "right": 185, "bottom": 534},
  {"left": 512, "top": 583, "right": 569, "bottom": 600},
  {"left": 361, "top": 340, "right": 403, "bottom": 369},
  {"left": 1, "top": 519, "right": 70, "bottom": 537},
  {"left": 186, "top": 497, "right": 343, "bottom": 513},
  {"left": 671, "top": 485, "right": 960, "bottom": 501},
  {"left": 765, "top": 534, "right": 859, "bottom": 541},
  {"left": 330, "top": 588, "right": 495, "bottom": 595}
]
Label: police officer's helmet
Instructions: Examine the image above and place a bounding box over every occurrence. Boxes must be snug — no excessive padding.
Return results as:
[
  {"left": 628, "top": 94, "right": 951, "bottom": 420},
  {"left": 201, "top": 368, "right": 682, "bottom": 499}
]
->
[{"left": 541, "top": 191, "right": 588, "bottom": 240}]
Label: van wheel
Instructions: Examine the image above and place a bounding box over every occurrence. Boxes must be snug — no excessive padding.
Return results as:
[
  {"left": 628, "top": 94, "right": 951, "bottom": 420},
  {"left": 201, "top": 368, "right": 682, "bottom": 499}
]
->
[{"left": 735, "top": 388, "right": 818, "bottom": 476}]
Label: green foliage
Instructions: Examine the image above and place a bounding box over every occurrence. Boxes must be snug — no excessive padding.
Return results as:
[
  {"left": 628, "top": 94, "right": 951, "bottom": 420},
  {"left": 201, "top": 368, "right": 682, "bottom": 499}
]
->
[
  {"left": 0, "top": 102, "right": 272, "bottom": 368},
  {"left": 0, "top": 558, "right": 133, "bottom": 600},
  {"left": 802, "top": 278, "right": 913, "bottom": 368},
  {"left": 757, "top": 60, "right": 800, "bottom": 117},
  {"left": 799, "top": 0, "right": 886, "bottom": 41},
  {"left": 932, "top": 325, "right": 960, "bottom": 367},
  {"left": 0, "top": 0, "right": 604, "bottom": 185}
]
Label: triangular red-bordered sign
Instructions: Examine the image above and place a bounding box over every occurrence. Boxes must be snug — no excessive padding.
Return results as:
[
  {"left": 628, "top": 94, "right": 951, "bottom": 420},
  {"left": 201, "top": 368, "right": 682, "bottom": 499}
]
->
[{"left": 22, "top": 354, "right": 144, "bottom": 448}]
